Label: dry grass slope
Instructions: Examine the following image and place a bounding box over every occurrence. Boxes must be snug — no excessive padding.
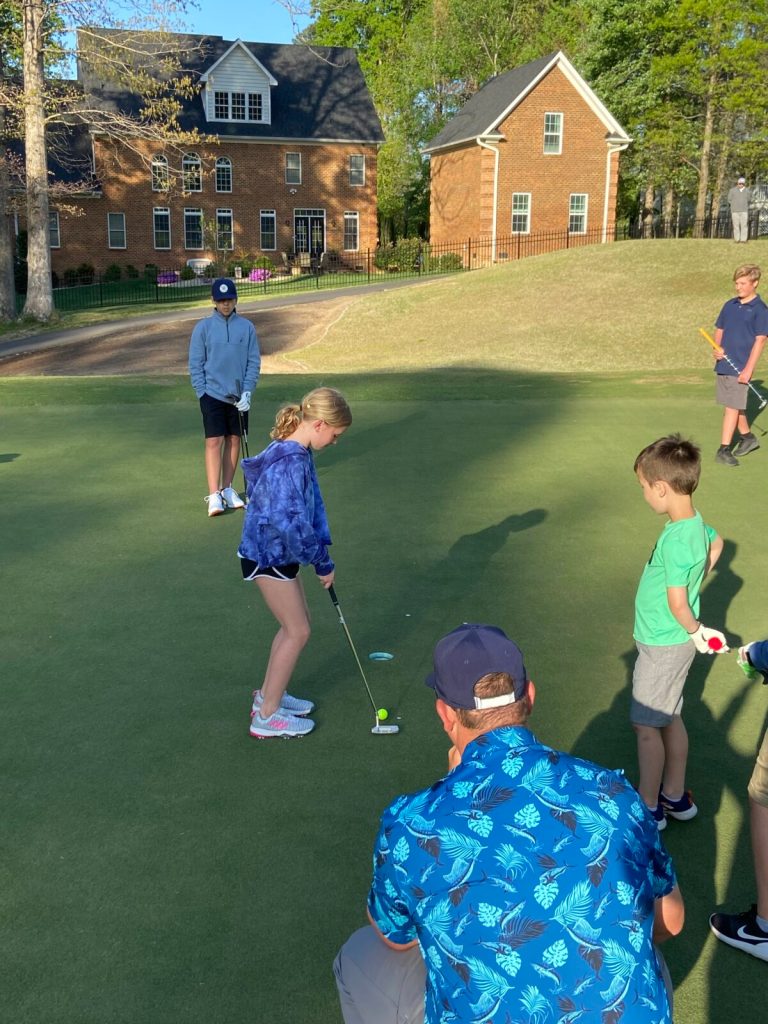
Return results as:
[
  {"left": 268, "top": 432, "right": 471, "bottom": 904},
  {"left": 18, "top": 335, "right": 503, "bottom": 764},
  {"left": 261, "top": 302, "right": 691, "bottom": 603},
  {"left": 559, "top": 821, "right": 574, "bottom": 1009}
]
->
[{"left": 281, "top": 238, "right": 766, "bottom": 374}]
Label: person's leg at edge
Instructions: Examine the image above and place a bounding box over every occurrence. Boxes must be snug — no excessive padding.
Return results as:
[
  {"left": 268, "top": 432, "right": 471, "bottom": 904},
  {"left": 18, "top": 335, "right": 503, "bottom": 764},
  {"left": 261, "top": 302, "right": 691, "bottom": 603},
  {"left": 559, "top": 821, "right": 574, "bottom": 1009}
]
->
[
  {"left": 634, "top": 724, "right": 665, "bottom": 808},
  {"left": 732, "top": 213, "right": 740, "bottom": 242},
  {"left": 204, "top": 435, "right": 225, "bottom": 494},
  {"left": 721, "top": 406, "right": 740, "bottom": 447},
  {"left": 254, "top": 575, "right": 311, "bottom": 718},
  {"left": 751, "top": 798, "right": 768, "bottom": 922},
  {"left": 334, "top": 926, "right": 425, "bottom": 1024},
  {"left": 736, "top": 412, "right": 751, "bottom": 439},
  {"left": 221, "top": 434, "right": 241, "bottom": 490},
  {"left": 660, "top": 715, "right": 689, "bottom": 799}
]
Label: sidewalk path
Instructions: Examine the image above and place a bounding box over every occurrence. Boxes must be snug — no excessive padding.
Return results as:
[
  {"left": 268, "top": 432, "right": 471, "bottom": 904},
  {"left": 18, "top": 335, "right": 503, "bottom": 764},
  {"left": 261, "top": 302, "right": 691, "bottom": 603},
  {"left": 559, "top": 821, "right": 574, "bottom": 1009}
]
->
[{"left": 0, "top": 278, "right": 435, "bottom": 375}]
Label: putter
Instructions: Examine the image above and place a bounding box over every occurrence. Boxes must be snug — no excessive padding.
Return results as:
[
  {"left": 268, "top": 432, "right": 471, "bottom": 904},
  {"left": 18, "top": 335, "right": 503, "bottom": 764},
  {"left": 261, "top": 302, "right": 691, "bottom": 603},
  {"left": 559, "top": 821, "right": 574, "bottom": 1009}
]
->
[
  {"left": 698, "top": 329, "right": 768, "bottom": 429},
  {"left": 328, "top": 585, "right": 399, "bottom": 735},
  {"left": 227, "top": 380, "right": 250, "bottom": 499}
]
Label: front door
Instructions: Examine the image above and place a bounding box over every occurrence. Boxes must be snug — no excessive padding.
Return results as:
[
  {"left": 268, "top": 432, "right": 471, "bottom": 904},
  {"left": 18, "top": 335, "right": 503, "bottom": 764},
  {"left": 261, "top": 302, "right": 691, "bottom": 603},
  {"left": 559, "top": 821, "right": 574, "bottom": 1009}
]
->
[{"left": 294, "top": 209, "right": 325, "bottom": 255}]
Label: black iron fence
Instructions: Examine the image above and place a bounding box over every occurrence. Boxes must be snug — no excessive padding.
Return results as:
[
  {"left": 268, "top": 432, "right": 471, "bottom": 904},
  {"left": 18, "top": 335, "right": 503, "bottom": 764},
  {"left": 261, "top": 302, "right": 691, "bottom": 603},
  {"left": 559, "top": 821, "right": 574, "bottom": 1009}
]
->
[{"left": 14, "top": 216, "right": 766, "bottom": 315}]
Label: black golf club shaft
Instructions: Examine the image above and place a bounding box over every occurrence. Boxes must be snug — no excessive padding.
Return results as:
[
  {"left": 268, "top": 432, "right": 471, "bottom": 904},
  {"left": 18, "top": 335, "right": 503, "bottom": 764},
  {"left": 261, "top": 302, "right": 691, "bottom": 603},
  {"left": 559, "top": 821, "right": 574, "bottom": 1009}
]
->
[{"left": 328, "top": 585, "right": 380, "bottom": 719}]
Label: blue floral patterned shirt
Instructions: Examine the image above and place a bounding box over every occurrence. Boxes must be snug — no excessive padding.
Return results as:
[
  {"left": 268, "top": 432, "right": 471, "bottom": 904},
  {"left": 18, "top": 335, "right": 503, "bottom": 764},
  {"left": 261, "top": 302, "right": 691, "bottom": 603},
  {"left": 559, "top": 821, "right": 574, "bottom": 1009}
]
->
[{"left": 368, "top": 727, "right": 676, "bottom": 1024}]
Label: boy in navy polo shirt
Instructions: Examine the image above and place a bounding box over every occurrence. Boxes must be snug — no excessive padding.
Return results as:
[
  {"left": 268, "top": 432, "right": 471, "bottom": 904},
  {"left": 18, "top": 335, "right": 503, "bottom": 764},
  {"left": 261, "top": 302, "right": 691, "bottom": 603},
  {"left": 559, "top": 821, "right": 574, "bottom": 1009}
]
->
[{"left": 713, "top": 264, "right": 768, "bottom": 466}]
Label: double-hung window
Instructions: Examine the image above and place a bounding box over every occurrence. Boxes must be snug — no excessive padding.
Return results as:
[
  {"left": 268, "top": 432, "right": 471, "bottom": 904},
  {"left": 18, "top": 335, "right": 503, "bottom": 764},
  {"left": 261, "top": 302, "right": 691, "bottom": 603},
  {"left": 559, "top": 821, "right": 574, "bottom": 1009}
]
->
[
  {"left": 285, "top": 153, "right": 301, "bottom": 185},
  {"left": 543, "top": 112, "right": 563, "bottom": 155},
  {"left": 108, "top": 212, "right": 126, "bottom": 249},
  {"left": 568, "top": 193, "right": 588, "bottom": 234},
  {"left": 343, "top": 211, "right": 359, "bottom": 251},
  {"left": 511, "top": 193, "right": 531, "bottom": 234},
  {"left": 349, "top": 155, "right": 365, "bottom": 186},
  {"left": 151, "top": 155, "right": 169, "bottom": 191},
  {"left": 49, "top": 211, "right": 60, "bottom": 248},
  {"left": 216, "top": 209, "right": 234, "bottom": 250},
  {"left": 182, "top": 153, "right": 202, "bottom": 192},
  {"left": 260, "top": 210, "right": 276, "bottom": 251},
  {"left": 153, "top": 208, "right": 171, "bottom": 249},
  {"left": 215, "top": 157, "right": 232, "bottom": 193},
  {"left": 184, "top": 208, "right": 204, "bottom": 249}
]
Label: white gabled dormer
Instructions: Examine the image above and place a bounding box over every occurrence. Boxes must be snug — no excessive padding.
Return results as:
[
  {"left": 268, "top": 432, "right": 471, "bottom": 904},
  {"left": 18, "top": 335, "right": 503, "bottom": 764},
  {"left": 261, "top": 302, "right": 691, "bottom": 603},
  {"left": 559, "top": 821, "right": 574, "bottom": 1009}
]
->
[{"left": 200, "top": 39, "right": 277, "bottom": 125}]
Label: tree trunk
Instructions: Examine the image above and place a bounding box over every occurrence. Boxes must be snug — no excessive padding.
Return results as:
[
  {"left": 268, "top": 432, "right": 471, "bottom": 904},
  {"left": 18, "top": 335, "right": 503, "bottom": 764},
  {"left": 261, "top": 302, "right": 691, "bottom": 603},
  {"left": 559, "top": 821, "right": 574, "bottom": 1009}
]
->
[
  {"left": 0, "top": 104, "right": 17, "bottom": 321},
  {"left": 662, "top": 188, "right": 675, "bottom": 239},
  {"left": 641, "top": 183, "right": 655, "bottom": 238},
  {"left": 21, "top": 0, "right": 54, "bottom": 321},
  {"left": 711, "top": 123, "right": 731, "bottom": 238},
  {"left": 693, "top": 69, "right": 717, "bottom": 238}
]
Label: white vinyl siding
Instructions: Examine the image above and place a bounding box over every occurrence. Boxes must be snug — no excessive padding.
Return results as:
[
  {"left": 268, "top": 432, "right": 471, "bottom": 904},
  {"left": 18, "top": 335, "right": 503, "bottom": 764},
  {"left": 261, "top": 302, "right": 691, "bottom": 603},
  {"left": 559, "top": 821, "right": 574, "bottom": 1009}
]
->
[
  {"left": 204, "top": 49, "right": 271, "bottom": 124},
  {"left": 107, "top": 212, "right": 126, "bottom": 249},
  {"left": 568, "top": 193, "right": 588, "bottom": 233},
  {"left": 543, "top": 112, "right": 563, "bottom": 155},
  {"left": 511, "top": 193, "right": 531, "bottom": 234}
]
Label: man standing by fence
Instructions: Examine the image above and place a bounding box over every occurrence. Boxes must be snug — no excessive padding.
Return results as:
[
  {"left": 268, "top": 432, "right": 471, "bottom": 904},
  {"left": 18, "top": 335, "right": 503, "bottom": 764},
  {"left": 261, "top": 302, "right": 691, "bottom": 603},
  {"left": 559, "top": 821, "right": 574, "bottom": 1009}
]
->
[{"left": 728, "top": 177, "right": 752, "bottom": 243}]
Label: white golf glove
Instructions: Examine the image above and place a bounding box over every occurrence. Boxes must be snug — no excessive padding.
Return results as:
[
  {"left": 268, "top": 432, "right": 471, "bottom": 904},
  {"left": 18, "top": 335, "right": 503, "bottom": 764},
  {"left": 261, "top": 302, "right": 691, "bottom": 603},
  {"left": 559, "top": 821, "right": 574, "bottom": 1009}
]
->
[
  {"left": 688, "top": 623, "right": 729, "bottom": 654},
  {"left": 235, "top": 391, "right": 251, "bottom": 413}
]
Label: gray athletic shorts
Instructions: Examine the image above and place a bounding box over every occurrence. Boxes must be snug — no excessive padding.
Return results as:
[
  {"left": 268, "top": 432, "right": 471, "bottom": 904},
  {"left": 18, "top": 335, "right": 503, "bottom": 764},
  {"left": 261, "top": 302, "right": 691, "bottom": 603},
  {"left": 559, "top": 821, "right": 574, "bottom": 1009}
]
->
[
  {"left": 631, "top": 641, "right": 695, "bottom": 727},
  {"left": 748, "top": 728, "right": 768, "bottom": 808},
  {"left": 716, "top": 373, "right": 748, "bottom": 410}
]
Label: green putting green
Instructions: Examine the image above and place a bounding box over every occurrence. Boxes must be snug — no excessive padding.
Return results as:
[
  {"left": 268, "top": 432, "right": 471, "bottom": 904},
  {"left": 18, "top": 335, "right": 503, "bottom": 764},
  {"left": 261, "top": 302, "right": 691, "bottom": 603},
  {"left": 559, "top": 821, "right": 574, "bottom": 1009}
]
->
[{"left": 1, "top": 370, "right": 767, "bottom": 1023}]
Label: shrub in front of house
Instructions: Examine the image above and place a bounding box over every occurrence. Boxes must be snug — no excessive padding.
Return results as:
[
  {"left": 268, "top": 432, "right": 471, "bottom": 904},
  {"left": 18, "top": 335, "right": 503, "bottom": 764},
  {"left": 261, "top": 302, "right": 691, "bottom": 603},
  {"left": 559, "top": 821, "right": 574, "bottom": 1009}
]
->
[
  {"left": 437, "top": 252, "right": 464, "bottom": 271},
  {"left": 103, "top": 264, "right": 122, "bottom": 283},
  {"left": 125, "top": 265, "right": 139, "bottom": 279},
  {"left": 144, "top": 264, "right": 158, "bottom": 282},
  {"left": 179, "top": 266, "right": 196, "bottom": 280}
]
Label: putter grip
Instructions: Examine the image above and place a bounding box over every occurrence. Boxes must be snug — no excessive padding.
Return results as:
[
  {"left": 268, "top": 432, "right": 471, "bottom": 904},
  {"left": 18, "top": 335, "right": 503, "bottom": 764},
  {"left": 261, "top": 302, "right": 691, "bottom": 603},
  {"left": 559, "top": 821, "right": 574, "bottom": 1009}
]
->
[{"left": 328, "top": 584, "right": 338, "bottom": 605}]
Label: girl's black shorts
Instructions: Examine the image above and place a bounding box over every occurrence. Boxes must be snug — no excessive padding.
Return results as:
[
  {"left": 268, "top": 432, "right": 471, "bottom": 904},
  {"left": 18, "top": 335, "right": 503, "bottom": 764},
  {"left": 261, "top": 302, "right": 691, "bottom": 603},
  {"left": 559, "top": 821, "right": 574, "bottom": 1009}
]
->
[{"left": 239, "top": 555, "right": 300, "bottom": 581}]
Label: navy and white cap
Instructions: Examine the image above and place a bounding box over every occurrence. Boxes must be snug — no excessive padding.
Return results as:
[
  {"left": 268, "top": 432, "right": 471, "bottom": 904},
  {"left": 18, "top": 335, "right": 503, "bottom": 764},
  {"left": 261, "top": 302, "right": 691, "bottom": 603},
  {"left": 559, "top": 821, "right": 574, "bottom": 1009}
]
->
[
  {"left": 212, "top": 277, "right": 237, "bottom": 301},
  {"left": 425, "top": 623, "right": 528, "bottom": 710}
]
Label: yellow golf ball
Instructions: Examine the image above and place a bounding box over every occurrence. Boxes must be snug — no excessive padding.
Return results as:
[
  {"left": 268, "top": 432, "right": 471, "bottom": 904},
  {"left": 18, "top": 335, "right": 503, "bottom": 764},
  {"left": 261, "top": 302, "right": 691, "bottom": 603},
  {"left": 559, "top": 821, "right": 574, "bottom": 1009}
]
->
[{"left": 377, "top": 708, "right": 389, "bottom": 721}]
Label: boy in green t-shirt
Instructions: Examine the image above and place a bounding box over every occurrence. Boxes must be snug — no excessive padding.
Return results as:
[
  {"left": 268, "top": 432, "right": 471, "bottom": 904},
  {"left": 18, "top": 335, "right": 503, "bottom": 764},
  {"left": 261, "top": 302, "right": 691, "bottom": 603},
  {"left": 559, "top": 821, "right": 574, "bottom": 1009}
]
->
[{"left": 632, "top": 434, "right": 727, "bottom": 829}]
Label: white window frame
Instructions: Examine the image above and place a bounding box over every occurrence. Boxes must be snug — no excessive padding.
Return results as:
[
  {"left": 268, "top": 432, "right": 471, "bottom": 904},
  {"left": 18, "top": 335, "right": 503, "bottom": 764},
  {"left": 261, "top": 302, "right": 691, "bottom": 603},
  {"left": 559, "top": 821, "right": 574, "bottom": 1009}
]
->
[
  {"left": 49, "top": 210, "right": 60, "bottom": 248},
  {"left": 285, "top": 152, "right": 301, "bottom": 185},
  {"left": 343, "top": 211, "right": 359, "bottom": 252},
  {"left": 260, "top": 210, "right": 276, "bottom": 251},
  {"left": 543, "top": 112, "right": 563, "bottom": 155},
  {"left": 182, "top": 153, "right": 202, "bottom": 193},
  {"left": 216, "top": 208, "right": 234, "bottom": 251},
  {"left": 215, "top": 157, "right": 232, "bottom": 193},
  {"left": 107, "top": 212, "right": 126, "bottom": 249},
  {"left": 214, "top": 91, "right": 229, "bottom": 119},
  {"left": 349, "top": 155, "right": 365, "bottom": 186},
  {"left": 153, "top": 208, "right": 171, "bottom": 250},
  {"left": 151, "top": 155, "right": 169, "bottom": 192},
  {"left": 568, "top": 193, "right": 588, "bottom": 234},
  {"left": 184, "top": 208, "right": 204, "bottom": 250},
  {"left": 511, "top": 193, "right": 531, "bottom": 234},
  {"left": 248, "top": 93, "right": 263, "bottom": 121},
  {"left": 231, "top": 92, "right": 246, "bottom": 120}
]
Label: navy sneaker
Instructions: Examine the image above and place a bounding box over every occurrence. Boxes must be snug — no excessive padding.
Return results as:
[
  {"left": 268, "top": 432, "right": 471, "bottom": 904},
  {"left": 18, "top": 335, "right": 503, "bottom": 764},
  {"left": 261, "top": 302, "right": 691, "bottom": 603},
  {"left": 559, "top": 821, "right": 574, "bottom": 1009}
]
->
[
  {"left": 732, "top": 433, "right": 760, "bottom": 457},
  {"left": 710, "top": 905, "right": 768, "bottom": 961},
  {"left": 659, "top": 789, "right": 698, "bottom": 821},
  {"left": 650, "top": 802, "right": 667, "bottom": 831}
]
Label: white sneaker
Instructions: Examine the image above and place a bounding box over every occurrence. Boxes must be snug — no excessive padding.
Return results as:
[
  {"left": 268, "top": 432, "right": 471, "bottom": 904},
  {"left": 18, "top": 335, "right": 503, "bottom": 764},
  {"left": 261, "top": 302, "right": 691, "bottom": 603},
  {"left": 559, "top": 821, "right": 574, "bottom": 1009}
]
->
[
  {"left": 206, "top": 491, "right": 225, "bottom": 517},
  {"left": 249, "top": 709, "right": 315, "bottom": 739},
  {"left": 221, "top": 485, "right": 245, "bottom": 510},
  {"left": 251, "top": 689, "right": 315, "bottom": 717}
]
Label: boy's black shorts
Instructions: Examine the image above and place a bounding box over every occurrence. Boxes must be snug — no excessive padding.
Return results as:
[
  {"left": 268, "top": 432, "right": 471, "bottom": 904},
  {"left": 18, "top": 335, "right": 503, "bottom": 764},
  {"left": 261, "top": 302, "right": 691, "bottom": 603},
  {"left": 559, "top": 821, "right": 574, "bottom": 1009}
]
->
[{"left": 199, "top": 393, "right": 248, "bottom": 438}]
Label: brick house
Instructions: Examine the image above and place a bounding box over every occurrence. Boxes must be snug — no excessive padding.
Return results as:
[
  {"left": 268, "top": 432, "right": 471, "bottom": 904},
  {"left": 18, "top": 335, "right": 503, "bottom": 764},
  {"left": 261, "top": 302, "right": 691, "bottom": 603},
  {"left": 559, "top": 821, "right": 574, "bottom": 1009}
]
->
[
  {"left": 424, "top": 52, "right": 631, "bottom": 251},
  {"left": 42, "top": 35, "right": 383, "bottom": 277}
]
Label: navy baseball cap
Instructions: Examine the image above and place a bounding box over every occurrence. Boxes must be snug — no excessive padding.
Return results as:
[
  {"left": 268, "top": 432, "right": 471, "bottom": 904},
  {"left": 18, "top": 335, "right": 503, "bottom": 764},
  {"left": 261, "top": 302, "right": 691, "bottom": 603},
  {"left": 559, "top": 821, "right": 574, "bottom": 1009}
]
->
[
  {"left": 425, "top": 624, "right": 528, "bottom": 710},
  {"left": 212, "top": 278, "right": 237, "bottom": 301}
]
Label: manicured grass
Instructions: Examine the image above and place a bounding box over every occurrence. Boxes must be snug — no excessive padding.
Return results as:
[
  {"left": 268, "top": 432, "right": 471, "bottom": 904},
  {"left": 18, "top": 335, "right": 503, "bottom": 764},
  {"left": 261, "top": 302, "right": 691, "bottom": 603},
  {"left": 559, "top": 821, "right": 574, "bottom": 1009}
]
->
[
  {"left": 283, "top": 238, "right": 768, "bottom": 373},
  {"left": 2, "top": 370, "right": 767, "bottom": 1023}
]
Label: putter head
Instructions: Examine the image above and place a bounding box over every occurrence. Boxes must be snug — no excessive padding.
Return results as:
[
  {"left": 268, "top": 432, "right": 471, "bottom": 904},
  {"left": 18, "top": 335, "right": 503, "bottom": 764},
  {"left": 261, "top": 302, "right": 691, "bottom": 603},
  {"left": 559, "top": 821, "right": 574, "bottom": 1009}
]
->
[
  {"left": 371, "top": 722, "right": 399, "bottom": 735},
  {"left": 759, "top": 399, "right": 767, "bottom": 411}
]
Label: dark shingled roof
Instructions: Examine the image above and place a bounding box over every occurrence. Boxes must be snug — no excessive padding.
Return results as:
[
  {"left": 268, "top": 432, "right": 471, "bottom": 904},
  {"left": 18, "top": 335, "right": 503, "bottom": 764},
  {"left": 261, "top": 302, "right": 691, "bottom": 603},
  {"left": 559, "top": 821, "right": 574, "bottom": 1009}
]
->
[
  {"left": 79, "top": 34, "right": 384, "bottom": 143},
  {"left": 424, "top": 53, "right": 558, "bottom": 153}
]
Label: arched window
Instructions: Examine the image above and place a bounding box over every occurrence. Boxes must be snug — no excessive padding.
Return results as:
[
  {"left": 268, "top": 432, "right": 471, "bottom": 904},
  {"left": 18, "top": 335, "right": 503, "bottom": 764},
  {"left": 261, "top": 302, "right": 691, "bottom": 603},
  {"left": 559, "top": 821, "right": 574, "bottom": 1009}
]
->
[
  {"left": 182, "top": 153, "right": 202, "bottom": 192},
  {"left": 215, "top": 157, "right": 232, "bottom": 193},
  {"left": 151, "top": 155, "right": 169, "bottom": 192}
]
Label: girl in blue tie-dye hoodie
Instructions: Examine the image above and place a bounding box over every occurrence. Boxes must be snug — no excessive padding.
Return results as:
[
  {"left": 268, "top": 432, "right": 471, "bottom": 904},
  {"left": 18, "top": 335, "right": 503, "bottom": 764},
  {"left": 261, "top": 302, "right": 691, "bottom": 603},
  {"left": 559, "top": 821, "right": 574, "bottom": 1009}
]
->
[{"left": 238, "top": 387, "right": 352, "bottom": 739}]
